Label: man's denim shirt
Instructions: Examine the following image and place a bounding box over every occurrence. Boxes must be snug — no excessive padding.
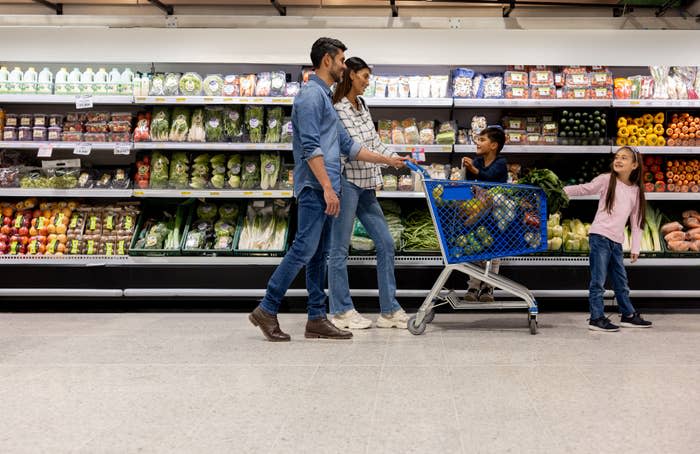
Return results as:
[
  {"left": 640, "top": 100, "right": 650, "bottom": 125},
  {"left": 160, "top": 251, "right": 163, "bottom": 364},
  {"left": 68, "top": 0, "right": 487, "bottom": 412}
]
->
[{"left": 292, "top": 74, "right": 361, "bottom": 196}]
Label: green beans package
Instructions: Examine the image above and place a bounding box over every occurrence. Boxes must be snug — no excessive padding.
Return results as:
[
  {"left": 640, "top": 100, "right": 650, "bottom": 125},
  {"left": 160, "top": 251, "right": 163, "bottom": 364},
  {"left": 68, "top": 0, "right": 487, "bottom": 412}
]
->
[
  {"left": 245, "top": 105, "right": 265, "bottom": 143},
  {"left": 264, "top": 107, "right": 283, "bottom": 143}
]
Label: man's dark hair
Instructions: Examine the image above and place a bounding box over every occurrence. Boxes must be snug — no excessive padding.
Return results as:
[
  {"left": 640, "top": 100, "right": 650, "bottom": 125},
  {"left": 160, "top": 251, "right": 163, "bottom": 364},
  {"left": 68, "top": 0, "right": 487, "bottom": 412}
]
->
[
  {"left": 479, "top": 126, "right": 506, "bottom": 153},
  {"left": 310, "top": 37, "right": 347, "bottom": 69}
]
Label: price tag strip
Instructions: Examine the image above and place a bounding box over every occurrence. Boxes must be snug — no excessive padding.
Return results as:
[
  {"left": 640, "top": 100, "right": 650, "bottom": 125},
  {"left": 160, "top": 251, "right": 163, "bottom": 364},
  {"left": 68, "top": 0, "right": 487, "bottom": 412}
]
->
[
  {"left": 74, "top": 143, "right": 92, "bottom": 156},
  {"left": 75, "top": 95, "right": 94, "bottom": 109},
  {"left": 113, "top": 143, "right": 131, "bottom": 155},
  {"left": 37, "top": 143, "right": 53, "bottom": 157}
]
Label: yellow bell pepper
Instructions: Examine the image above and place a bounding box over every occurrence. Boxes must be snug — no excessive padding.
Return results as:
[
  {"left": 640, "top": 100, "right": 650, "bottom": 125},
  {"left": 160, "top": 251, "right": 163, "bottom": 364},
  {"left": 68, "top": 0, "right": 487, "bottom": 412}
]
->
[
  {"left": 637, "top": 127, "right": 646, "bottom": 137},
  {"left": 637, "top": 137, "right": 647, "bottom": 146},
  {"left": 647, "top": 135, "right": 658, "bottom": 146},
  {"left": 634, "top": 117, "right": 644, "bottom": 127},
  {"left": 618, "top": 126, "right": 630, "bottom": 138},
  {"left": 645, "top": 124, "right": 654, "bottom": 134},
  {"left": 627, "top": 125, "right": 639, "bottom": 136},
  {"left": 654, "top": 124, "right": 665, "bottom": 135},
  {"left": 654, "top": 112, "right": 665, "bottom": 124},
  {"left": 642, "top": 113, "right": 654, "bottom": 124},
  {"left": 657, "top": 137, "right": 666, "bottom": 146},
  {"left": 628, "top": 136, "right": 638, "bottom": 146},
  {"left": 616, "top": 137, "right": 628, "bottom": 147},
  {"left": 617, "top": 117, "right": 628, "bottom": 128}
]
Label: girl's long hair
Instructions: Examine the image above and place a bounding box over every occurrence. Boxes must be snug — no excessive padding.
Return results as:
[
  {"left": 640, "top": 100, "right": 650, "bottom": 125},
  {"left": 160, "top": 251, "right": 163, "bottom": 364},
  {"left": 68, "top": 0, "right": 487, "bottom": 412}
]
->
[
  {"left": 332, "top": 57, "right": 371, "bottom": 105},
  {"left": 605, "top": 146, "right": 645, "bottom": 228}
]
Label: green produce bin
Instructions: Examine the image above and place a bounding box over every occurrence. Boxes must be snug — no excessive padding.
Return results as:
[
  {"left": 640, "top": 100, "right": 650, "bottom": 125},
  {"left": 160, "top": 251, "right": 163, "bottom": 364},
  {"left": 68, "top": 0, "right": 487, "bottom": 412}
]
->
[
  {"left": 233, "top": 215, "right": 289, "bottom": 257},
  {"left": 180, "top": 209, "right": 242, "bottom": 257}
]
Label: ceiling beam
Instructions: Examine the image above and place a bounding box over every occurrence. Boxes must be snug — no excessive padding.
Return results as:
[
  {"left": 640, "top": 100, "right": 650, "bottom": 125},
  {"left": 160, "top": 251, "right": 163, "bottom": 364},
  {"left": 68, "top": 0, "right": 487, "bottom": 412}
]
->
[
  {"left": 32, "top": 0, "right": 62, "bottom": 15},
  {"left": 270, "top": 0, "right": 286, "bottom": 16},
  {"left": 148, "top": 0, "right": 174, "bottom": 16}
]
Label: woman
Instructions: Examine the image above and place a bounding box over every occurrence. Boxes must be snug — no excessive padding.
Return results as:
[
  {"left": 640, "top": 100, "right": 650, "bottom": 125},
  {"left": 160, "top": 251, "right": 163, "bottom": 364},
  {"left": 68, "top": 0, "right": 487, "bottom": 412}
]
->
[{"left": 328, "top": 57, "right": 410, "bottom": 330}]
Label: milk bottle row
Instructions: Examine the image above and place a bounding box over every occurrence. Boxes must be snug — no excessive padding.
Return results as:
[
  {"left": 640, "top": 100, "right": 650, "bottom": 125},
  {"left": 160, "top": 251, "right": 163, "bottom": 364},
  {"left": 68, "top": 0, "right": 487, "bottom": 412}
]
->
[{"left": 0, "top": 67, "right": 135, "bottom": 96}]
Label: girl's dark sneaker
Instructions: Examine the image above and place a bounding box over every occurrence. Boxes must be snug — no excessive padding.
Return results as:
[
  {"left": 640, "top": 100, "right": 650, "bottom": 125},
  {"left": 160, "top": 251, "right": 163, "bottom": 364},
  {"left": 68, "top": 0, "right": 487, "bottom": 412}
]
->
[
  {"left": 620, "top": 313, "right": 652, "bottom": 328},
  {"left": 589, "top": 317, "right": 620, "bottom": 332}
]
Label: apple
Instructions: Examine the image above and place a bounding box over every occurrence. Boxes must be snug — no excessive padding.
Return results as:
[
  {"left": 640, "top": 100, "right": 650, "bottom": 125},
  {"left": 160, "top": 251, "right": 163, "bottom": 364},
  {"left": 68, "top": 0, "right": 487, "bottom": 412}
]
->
[
  {"left": 2, "top": 216, "right": 10, "bottom": 226},
  {"left": 9, "top": 227, "right": 17, "bottom": 236},
  {"left": 0, "top": 241, "right": 6, "bottom": 252},
  {"left": 18, "top": 227, "right": 29, "bottom": 237},
  {"left": 18, "top": 244, "right": 26, "bottom": 255},
  {"left": 0, "top": 233, "right": 7, "bottom": 243}
]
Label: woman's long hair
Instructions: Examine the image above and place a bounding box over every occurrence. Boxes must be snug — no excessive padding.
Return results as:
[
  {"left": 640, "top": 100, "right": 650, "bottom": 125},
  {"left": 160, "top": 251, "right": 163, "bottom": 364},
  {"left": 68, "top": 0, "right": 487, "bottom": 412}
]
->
[
  {"left": 332, "top": 57, "right": 371, "bottom": 105},
  {"left": 605, "top": 146, "right": 646, "bottom": 228}
]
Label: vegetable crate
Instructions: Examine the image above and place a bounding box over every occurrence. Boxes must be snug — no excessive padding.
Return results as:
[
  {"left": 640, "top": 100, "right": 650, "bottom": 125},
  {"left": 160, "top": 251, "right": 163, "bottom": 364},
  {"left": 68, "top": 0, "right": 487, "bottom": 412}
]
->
[
  {"left": 405, "top": 162, "right": 547, "bottom": 335},
  {"left": 180, "top": 208, "right": 242, "bottom": 257},
  {"left": 233, "top": 200, "right": 291, "bottom": 257},
  {"left": 129, "top": 200, "right": 193, "bottom": 257}
]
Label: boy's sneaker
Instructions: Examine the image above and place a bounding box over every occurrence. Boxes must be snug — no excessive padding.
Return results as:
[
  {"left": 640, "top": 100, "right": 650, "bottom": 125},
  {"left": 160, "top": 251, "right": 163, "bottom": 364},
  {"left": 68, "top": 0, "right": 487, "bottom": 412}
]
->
[
  {"left": 331, "top": 309, "right": 372, "bottom": 330},
  {"left": 478, "top": 286, "right": 495, "bottom": 303},
  {"left": 464, "top": 288, "right": 479, "bottom": 302},
  {"left": 588, "top": 316, "right": 620, "bottom": 332},
  {"left": 376, "top": 309, "right": 410, "bottom": 329},
  {"left": 620, "top": 312, "right": 653, "bottom": 328}
]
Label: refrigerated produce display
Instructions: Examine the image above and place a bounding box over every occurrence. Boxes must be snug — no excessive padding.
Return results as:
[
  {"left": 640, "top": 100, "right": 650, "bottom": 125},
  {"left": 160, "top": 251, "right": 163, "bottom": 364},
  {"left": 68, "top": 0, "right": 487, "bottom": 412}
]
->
[{"left": 1, "top": 61, "right": 699, "bottom": 302}]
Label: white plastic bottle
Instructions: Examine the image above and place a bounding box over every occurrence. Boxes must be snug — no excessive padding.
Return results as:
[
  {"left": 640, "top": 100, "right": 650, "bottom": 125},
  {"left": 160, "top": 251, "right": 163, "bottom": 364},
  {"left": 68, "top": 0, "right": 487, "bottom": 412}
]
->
[
  {"left": 37, "top": 67, "right": 53, "bottom": 94},
  {"left": 54, "top": 67, "right": 69, "bottom": 94},
  {"left": 120, "top": 68, "right": 134, "bottom": 96},
  {"left": 81, "top": 67, "right": 95, "bottom": 94},
  {"left": 68, "top": 68, "right": 82, "bottom": 94},
  {"left": 9, "top": 67, "right": 23, "bottom": 94},
  {"left": 0, "top": 66, "right": 9, "bottom": 94},
  {"left": 94, "top": 68, "right": 108, "bottom": 94},
  {"left": 23, "top": 67, "right": 38, "bottom": 94},
  {"left": 108, "top": 68, "right": 121, "bottom": 94}
]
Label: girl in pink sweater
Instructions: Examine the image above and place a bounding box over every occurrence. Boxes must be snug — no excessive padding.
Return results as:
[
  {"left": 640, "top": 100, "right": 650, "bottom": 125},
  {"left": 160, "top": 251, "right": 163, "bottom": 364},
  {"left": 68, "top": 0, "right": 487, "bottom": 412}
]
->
[{"left": 564, "top": 146, "right": 653, "bottom": 332}]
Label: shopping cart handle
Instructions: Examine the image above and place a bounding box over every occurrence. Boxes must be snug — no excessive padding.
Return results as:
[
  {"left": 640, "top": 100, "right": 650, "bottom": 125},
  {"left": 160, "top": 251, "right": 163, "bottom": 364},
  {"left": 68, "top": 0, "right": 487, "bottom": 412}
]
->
[{"left": 406, "top": 161, "right": 431, "bottom": 178}]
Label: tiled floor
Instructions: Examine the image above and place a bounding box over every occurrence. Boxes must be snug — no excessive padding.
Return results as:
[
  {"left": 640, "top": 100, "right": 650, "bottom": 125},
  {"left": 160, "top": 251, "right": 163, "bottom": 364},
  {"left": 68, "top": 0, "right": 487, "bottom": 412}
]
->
[{"left": 0, "top": 312, "right": 698, "bottom": 454}]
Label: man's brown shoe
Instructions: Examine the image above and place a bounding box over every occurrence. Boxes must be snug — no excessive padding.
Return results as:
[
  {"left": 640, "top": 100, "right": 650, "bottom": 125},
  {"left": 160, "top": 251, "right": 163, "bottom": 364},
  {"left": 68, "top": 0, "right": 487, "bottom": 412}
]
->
[
  {"left": 305, "top": 318, "right": 353, "bottom": 339},
  {"left": 249, "top": 306, "right": 291, "bottom": 342}
]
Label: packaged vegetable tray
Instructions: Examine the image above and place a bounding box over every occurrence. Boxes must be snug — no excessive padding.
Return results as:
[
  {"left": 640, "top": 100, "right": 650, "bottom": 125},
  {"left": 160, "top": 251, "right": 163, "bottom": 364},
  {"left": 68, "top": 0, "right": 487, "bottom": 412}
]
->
[
  {"left": 129, "top": 200, "right": 193, "bottom": 256},
  {"left": 180, "top": 202, "right": 242, "bottom": 256}
]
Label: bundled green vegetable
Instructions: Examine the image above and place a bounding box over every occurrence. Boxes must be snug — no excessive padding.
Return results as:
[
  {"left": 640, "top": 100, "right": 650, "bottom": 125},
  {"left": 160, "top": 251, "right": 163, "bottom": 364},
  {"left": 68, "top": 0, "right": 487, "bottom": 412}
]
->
[
  {"left": 187, "top": 108, "right": 206, "bottom": 142},
  {"left": 205, "top": 108, "right": 225, "bottom": 143},
  {"left": 136, "top": 203, "right": 188, "bottom": 251},
  {"left": 245, "top": 105, "right": 265, "bottom": 143},
  {"left": 237, "top": 200, "right": 290, "bottom": 251},
  {"left": 227, "top": 154, "right": 242, "bottom": 189},
  {"left": 241, "top": 155, "right": 260, "bottom": 189},
  {"left": 223, "top": 107, "right": 243, "bottom": 142},
  {"left": 189, "top": 153, "right": 210, "bottom": 189},
  {"left": 402, "top": 210, "right": 440, "bottom": 251},
  {"left": 281, "top": 117, "right": 293, "bottom": 143},
  {"left": 149, "top": 151, "right": 170, "bottom": 189},
  {"left": 150, "top": 107, "right": 170, "bottom": 142},
  {"left": 210, "top": 153, "right": 226, "bottom": 189},
  {"left": 168, "top": 107, "right": 190, "bottom": 142},
  {"left": 260, "top": 152, "right": 281, "bottom": 190},
  {"left": 518, "top": 168, "right": 569, "bottom": 215},
  {"left": 264, "top": 107, "right": 284, "bottom": 143},
  {"left": 168, "top": 152, "right": 190, "bottom": 189},
  {"left": 197, "top": 202, "right": 218, "bottom": 221}
]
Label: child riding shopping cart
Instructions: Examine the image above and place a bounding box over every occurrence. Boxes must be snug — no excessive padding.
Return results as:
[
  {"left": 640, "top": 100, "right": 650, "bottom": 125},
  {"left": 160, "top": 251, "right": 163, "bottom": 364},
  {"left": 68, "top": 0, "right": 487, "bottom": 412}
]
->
[{"left": 405, "top": 161, "right": 548, "bottom": 335}]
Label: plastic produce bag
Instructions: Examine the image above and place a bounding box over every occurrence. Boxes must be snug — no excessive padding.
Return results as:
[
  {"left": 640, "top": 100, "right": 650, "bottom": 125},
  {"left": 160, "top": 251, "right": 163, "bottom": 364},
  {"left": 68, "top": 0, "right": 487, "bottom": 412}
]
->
[
  {"left": 149, "top": 107, "right": 170, "bottom": 142},
  {"left": 189, "top": 153, "right": 210, "bottom": 189},
  {"left": 402, "top": 118, "right": 420, "bottom": 144},
  {"left": 223, "top": 75, "right": 240, "bottom": 97},
  {"left": 203, "top": 74, "right": 224, "bottom": 96},
  {"left": 187, "top": 108, "right": 206, "bottom": 142},
  {"left": 223, "top": 106, "right": 243, "bottom": 142},
  {"left": 352, "top": 218, "right": 370, "bottom": 238},
  {"left": 378, "top": 119, "right": 392, "bottom": 144},
  {"left": 483, "top": 75, "right": 504, "bottom": 99},
  {"left": 179, "top": 72, "right": 202, "bottom": 96},
  {"left": 281, "top": 117, "right": 293, "bottom": 143},
  {"left": 240, "top": 74, "right": 256, "bottom": 97},
  {"left": 241, "top": 155, "right": 260, "bottom": 189},
  {"left": 650, "top": 66, "right": 670, "bottom": 99},
  {"left": 164, "top": 73, "right": 181, "bottom": 96},
  {"left": 270, "top": 71, "right": 286, "bottom": 97},
  {"left": 204, "top": 108, "right": 224, "bottom": 142},
  {"left": 227, "top": 154, "right": 242, "bottom": 189},
  {"left": 149, "top": 73, "right": 166, "bottom": 96},
  {"left": 391, "top": 121, "right": 405, "bottom": 145},
  {"left": 255, "top": 72, "right": 272, "bottom": 97},
  {"left": 264, "top": 107, "right": 283, "bottom": 143},
  {"left": 149, "top": 151, "right": 170, "bottom": 188},
  {"left": 260, "top": 152, "right": 281, "bottom": 190},
  {"left": 419, "top": 121, "right": 435, "bottom": 145},
  {"left": 245, "top": 105, "right": 265, "bottom": 143},
  {"left": 452, "top": 68, "right": 475, "bottom": 98},
  {"left": 436, "top": 121, "right": 456, "bottom": 145},
  {"left": 168, "top": 107, "right": 190, "bottom": 142}
]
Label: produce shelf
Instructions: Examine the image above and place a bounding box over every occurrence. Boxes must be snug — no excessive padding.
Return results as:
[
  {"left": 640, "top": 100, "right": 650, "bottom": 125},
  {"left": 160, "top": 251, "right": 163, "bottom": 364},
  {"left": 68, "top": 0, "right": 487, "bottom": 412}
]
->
[
  {"left": 0, "top": 141, "right": 133, "bottom": 151},
  {"left": 635, "top": 146, "right": 700, "bottom": 155},
  {"left": 612, "top": 99, "right": 700, "bottom": 108},
  {"left": 570, "top": 193, "right": 700, "bottom": 201},
  {"left": 387, "top": 144, "right": 453, "bottom": 153},
  {"left": 0, "top": 94, "right": 133, "bottom": 104},
  {"left": 133, "top": 142, "right": 293, "bottom": 151},
  {"left": 363, "top": 98, "right": 453, "bottom": 108},
  {"left": 375, "top": 191, "right": 426, "bottom": 199},
  {"left": 0, "top": 188, "right": 132, "bottom": 198},
  {"left": 454, "top": 99, "right": 611, "bottom": 108},
  {"left": 132, "top": 189, "right": 294, "bottom": 199},
  {"left": 454, "top": 145, "right": 613, "bottom": 154},
  {"left": 133, "top": 96, "right": 294, "bottom": 105}
]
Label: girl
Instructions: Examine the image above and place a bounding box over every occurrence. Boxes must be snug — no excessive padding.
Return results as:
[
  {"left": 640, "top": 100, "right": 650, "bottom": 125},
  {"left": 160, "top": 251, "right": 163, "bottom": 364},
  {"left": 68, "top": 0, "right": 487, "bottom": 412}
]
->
[
  {"left": 564, "top": 146, "right": 652, "bottom": 332},
  {"left": 328, "top": 57, "right": 409, "bottom": 329}
]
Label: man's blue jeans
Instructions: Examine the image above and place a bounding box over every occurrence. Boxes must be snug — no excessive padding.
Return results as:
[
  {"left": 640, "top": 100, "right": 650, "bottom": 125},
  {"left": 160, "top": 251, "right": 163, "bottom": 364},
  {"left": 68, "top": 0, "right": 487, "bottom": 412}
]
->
[
  {"left": 588, "top": 233, "right": 637, "bottom": 320},
  {"left": 260, "top": 188, "right": 331, "bottom": 320},
  {"left": 328, "top": 179, "right": 401, "bottom": 316}
]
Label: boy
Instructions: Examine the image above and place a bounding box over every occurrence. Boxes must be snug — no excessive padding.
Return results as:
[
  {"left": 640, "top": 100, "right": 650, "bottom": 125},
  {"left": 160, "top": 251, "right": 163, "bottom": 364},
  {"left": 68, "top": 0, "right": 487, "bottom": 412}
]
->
[{"left": 461, "top": 126, "right": 508, "bottom": 302}]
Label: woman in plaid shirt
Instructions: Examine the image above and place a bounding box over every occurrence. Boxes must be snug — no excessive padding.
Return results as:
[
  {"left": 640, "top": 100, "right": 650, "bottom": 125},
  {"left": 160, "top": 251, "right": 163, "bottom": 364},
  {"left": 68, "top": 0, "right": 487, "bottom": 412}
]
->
[{"left": 328, "top": 57, "right": 410, "bottom": 330}]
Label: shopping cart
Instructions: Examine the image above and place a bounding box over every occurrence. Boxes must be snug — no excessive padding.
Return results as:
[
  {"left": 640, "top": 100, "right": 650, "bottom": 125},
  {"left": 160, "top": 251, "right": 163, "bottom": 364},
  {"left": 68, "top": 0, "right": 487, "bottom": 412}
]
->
[{"left": 405, "top": 162, "right": 547, "bottom": 335}]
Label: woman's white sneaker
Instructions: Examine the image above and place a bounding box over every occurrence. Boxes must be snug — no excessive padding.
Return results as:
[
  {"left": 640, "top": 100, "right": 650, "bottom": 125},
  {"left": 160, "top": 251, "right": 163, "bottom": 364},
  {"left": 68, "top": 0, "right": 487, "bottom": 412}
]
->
[
  {"left": 376, "top": 309, "right": 410, "bottom": 329},
  {"left": 331, "top": 309, "right": 373, "bottom": 330}
]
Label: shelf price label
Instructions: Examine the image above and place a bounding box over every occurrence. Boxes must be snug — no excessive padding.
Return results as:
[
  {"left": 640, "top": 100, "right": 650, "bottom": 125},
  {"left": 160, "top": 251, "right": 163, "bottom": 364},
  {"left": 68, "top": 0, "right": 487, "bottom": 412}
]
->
[
  {"left": 37, "top": 144, "right": 53, "bottom": 158},
  {"left": 73, "top": 143, "right": 92, "bottom": 156},
  {"left": 133, "top": 190, "right": 145, "bottom": 196},
  {"left": 75, "top": 95, "right": 94, "bottom": 109},
  {"left": 209, "top": 191, "right": 221, "bottom": 196},
  {"left": 113, "top": 143, "right": 131, "bottom": 155}
]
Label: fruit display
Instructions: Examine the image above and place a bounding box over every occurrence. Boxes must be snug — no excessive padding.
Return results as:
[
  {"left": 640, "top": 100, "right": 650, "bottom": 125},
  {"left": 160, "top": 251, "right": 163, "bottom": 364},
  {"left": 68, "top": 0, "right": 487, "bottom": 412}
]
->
[
  {"left": 0, "top": 198, "right": 139, "bottom": 256},
  {"left": 615, "top": 66, "right": 699, "bottom": 100},
  {"left": 616, "top": 112, "right": 666, "bottom": 147},
  {"left": 661, "top": 158, "right": 700, "bottom": 193},
  {"left": 666, "top": 112, "right": 698, "bottom": 147},
  {"left": 661, "top": 210, "right": 700, "bottom": 253},
  {"left": 557, "top": 109, "right": 608, "bottom": 146}
]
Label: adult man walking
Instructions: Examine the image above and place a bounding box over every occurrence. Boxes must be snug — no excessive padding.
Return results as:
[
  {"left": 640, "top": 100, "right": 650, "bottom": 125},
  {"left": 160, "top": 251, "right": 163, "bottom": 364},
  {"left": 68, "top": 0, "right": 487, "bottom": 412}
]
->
[{"left": 249, "top": 37, "right": 406, "bottom": 342}]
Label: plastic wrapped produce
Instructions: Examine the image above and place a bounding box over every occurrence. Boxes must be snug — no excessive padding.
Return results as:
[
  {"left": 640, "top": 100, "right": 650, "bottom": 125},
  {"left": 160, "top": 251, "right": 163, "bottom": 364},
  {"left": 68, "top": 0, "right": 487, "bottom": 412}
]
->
[
  {"left": 264, "top": 107, "right": 283, "bottom": 143},
  {"left": 418, "top": 120, "right": 435, "bottom": 145},
  {"left": 452, "top": 68, "right": 474, "bottom": 98},
  {"left": 260, "top": 152, "right": 281, "bottom": 190},
  {"left": 505, "top": 86, "right": 529, "bottom": 99},
  {"left": 189, "top": 153, "right": 210, "bottom": 189},
  {"left": 504, "top": 71, "right": 528, "bottom": 86},
  {"left": 391, "top": 121, "right": 405, "bottom": 145},
  {"left": 203, "top": 74, "right": 224, "bottom": 96},
  {"left": 387, "top": 77, "right": 399, "bottom": 98},
  {"left": 281, "top": 117, "right": 293, "bottom": 143},
  {"left": 149, "top": 151, "right": 170, "bottom": 188},
  {"left": 240, "top": 74, "right": 256, "bottom": 97},
  {"left": 149, "top": 73, "right": 166, "bottom": 96},
  {"left": 436, "top": 121, "right": 456, "bottom": 145},
  {"left": 530, "top": 85, "right": 556, "bottom": 99},
  {"left": 187, "top": 108, "right": 206, "bottom": 142},
  {"left": 374, "top": 77, "right": 388, "bottom": 98},
  {"left": 430, "top": 75, "right": 449, "bottom": 98},
  {"left": 285, "top": 82, "right": 300, "bottom": 97},
  {"left": 164, "top": 73, "right": 181, "bottom": 96},
  {"left": 241, "top": 154, "right": 260, "bottom": 189},
  {"left": 149, "top": 108, "right": 170, "bottom": 142},
  {"left": 226, "top": 154, "right": 242, "bottom": 189},
  {"left": 245, "top": 105, "right": 265, "bottom": 143},
  {"left": 223, "top": 75, "right": 240, "bottom": 97},
  {"left": 402, "top": 118, "right": 420, "bottom": 144},
  {"left": 133, "top": 113, "right": 151, "bottom": 142},
  {"left": 483, "top": 75, "right": 504, "bottom": 99},
  {"left": 223, "top": 106, "right": 243, "bottom": 142},
  {"left": 167, "top": 152, "right": 189, "bottom": 189},
  {"left": 378, "top": 119, "right": 392, "bottom": 144},
  {"left": 255, "top": 72, "right": 272, "bottom": 97},
  {"left": 271, "top": 71, "right": 286, "bottom": 97},
  {"left": 179, "top": 72, "right": 202, "bottom": 96},
  {"left": 204, "top": 108, "right": 224, "bottom": 142}
]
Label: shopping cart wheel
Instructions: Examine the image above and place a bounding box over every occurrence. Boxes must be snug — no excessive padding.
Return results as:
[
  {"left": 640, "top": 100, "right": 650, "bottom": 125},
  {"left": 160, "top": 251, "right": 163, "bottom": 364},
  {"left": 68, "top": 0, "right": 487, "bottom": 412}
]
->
[
  {"left": 529, "top": 318, "right": 538, "bottom": 335},
  {"left": 424, "top": 310, "right": 435, "bottom": 324},
  {"left": 407, "top": 315, "right": 427, "bottom": 335}
]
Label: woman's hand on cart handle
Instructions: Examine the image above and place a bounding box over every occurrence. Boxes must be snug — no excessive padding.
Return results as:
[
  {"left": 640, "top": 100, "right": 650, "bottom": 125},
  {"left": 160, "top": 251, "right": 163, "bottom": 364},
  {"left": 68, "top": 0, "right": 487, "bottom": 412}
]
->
[{"left": 386, "top": 155, "right": 409, "bottom": 169}]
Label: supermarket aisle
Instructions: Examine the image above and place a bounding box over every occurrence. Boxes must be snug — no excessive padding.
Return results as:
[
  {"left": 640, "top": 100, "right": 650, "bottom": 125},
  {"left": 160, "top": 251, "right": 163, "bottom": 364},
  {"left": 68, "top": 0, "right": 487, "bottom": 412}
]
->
[{"left": 0, "top": 312, "right": 698, "bottom": 454}]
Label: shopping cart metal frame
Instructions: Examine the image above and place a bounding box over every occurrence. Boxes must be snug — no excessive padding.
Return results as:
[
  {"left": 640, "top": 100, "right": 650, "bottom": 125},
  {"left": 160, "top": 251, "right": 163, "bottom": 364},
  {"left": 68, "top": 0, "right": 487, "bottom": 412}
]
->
[{"left": 405, "top": 162, "right": 547, "bottom": 335}]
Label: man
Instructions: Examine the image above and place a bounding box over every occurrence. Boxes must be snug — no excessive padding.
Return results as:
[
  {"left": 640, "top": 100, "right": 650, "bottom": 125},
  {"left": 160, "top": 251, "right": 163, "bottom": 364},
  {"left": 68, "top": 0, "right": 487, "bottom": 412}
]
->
[{"left": 249, "top": 37, "right": 407, "bottom": 342}]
